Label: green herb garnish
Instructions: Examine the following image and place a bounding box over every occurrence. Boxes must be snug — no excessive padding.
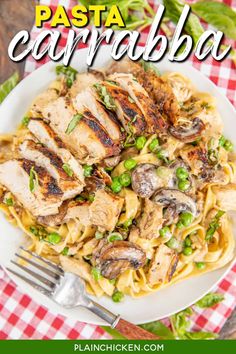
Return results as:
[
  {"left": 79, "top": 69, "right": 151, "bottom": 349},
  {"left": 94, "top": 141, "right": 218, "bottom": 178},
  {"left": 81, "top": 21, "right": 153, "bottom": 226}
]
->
[
  {"left": 4, "top": 198, "right": 13, "bottom": 206},
  {"left": 55, "top": 65, "right": 78, "bottom": 88},
  {"left": 65, "top": 114, "right": 82, "bottom": 134},
  {"left": 195, "top": 292, "right": 224, "bottom": 308},
  {"left": 94, "top": 83, "right": 116, "bottom": 110},
  {"left": 0, "top": 72, "right": 19, "bottom": 104},
  {"left": 62, "top": 163, "right": 73, "bottom": 177},
  {"left": 206, "top": 210, "right": 225, "bottom": 242},
  {"left": 21, "top": 116, "right": 30, "bottom": 127},
  {"left": 29, "top": 166, "right": 39, "bottom": 193}
]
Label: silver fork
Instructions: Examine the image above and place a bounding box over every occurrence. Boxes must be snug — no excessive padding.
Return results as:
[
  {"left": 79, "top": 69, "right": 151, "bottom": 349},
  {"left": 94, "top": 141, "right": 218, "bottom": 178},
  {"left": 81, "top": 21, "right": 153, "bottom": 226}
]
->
[{"left": 6, "top": 247, "right": 158, "bottom": 340}]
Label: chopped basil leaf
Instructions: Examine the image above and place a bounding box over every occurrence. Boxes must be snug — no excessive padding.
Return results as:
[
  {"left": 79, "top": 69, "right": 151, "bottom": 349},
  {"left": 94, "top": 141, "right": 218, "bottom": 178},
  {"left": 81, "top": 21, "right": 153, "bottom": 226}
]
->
[
  {"left": 94, "top": 83, "right": 116, "bottom": 110},
  {"left": 62, "top": 163, "right": 73, "bottom": 177},
  {"left": 29, "top": 166, "right": 38, "bottom": 193},
  {"left": 65, "top": 114, "right": 82, "bottom": 134},
  {"left": 206, "top": 210, "right": 225, "bottom": 242},
  {"left": 0, "top": 72, "right": 19, "bottom": 104},
  {"left": 55, "top": 65, "right": 78, "bottom": 87},
  {"left": 4, "top": 198, "right": 13, "bottom": 206},
  {"left": 21, "top": 116, "right": 30, "bottom": 127}
]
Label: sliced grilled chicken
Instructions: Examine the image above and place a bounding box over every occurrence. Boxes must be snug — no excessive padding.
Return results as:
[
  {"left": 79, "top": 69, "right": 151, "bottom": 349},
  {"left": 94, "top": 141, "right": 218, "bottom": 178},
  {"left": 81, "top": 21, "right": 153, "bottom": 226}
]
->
[
  {"left": 30, "top": 89, "right": 58, "bottom": 116},
  {"left": 19, "top": 140, "right": 83, "bottom": 200},
  {"left": 109, "top": 73, "right": 167, "bottom": 133},
  {"left": 28, "top": 119, "right": 84, "bottom": 182},
  {"left": 70, "top": 72, "right": 100, "bottom": 98},
  {"left": 94, "top": 81, "right": 147, "bottom": 136},
  {"left": 43, "top": 97, "right": 120, "bottom": 164},
  {"left": 90, "top": 189, "right": 124, "bottom": 232},
  {"left": 0, "top": 159, "right": 62, "bottom": 217},
  {"left": 147, "top": 244, "right": 178, "bottom": 285},
  {"left": 106, "top": 58, "right": 180, "bottom": 124},
  {"left": 73, "top": 88, "right": 123, "bottom": 144},
  {"left": 38, "top": 200, "right": 91, "bottom": 227}
]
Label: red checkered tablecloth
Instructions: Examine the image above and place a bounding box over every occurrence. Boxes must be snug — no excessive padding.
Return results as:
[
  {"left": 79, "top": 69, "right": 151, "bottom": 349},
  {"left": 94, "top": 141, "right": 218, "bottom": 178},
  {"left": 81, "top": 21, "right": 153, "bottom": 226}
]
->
[{"left": 0, "top": 0, "right": 236, "bottom": 340}]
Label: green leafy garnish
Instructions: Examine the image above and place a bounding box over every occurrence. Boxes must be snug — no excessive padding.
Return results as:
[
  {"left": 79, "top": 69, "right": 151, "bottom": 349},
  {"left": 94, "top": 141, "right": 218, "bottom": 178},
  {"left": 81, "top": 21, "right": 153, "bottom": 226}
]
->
[
  {"left": 29, "top": 225, "right": 48, "bottom": 240},
  {"left": 55, "top": 65, "right": 78, "bottom": 88},
  {"left": 163, "top": 0, "right": 204, "bottom": 48},
  {"left": 0, "top": 72, "right": 19, "bottom": 104},
  {"left": 79, "top": 0, "right": 155, "bottom": 31},
  {"left": 140, "top": 60, "right": 161, "bottom": 76},
  {"left": 107, "top": 232, "right": 123, "bottom": 243},
  {"left": 195, "top": 292, "right": 224, "bottom": 308},
  {"left": 206, "top": 210, "right": 225, "bottom": 242},
  {"left": 4, "top": 198, "right": 13, "bottom": 206},
  {"left": 29, "top": 166, "right": 39, "bottom": 193},
  {"left": 94, "top": 83, "right": 116, "bottom": 110},
  {"left": 140, "top": 321, "right": 175, "bottom": 339},
  {"left": 61, "top": 247, "right": 69, "bottom": 256},
  {"left": 65, "top": 114, "right": 82, "bottom": 134},
  {"left": 62, "top": 163, "right": 73, "bottom": 177},
  {"left": 192, "top": 1, "right": 236, "bottom": 40},
  {"left": 21, "top": 116, "right": 30, "bottom": 127}
]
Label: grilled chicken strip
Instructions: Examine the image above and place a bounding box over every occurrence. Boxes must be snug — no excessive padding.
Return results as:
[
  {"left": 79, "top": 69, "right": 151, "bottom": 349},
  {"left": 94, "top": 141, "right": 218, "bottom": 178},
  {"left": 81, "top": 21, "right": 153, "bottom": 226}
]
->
[
  {"left": 73, "top": 88, "right": 123, "bottom": 144},
  {"left": 70, "top": 72, "right": 100, "bottom": 98},
  {"left": 19, "top": 140, "right": 83, "bottom": 200},
  {"left": 106, "top": 59, "right": 180, "bottom": 124},
  {"left": 90, "top": 189, "right": 124, "bottom": 232},
  {"left": 28, "top": 119, "right": 84, "bottom": 182},
  {"left": 148, "top": 244, "right": 178, "bottom": 285},
  {"left": 0, "top": 159, "right": 62, "bottom": 217},
  {"left": 30, "top": 89, "right": 58, "bottom": 116},
  {"left": 43, "top": 97, "right": 120, "bottom": 164},
  {"left": 109, "top": 73, "right": 167, "bottom": 133},
  {"left": 38, "top": 200, "right": 91, "bottom": 227},
  {"left": 94, "top": 81, "right": 147, "bottom": 136}
]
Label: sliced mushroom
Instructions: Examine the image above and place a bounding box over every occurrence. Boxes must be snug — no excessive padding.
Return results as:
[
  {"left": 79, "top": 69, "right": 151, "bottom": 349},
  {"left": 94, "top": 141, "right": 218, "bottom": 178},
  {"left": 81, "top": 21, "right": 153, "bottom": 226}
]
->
[
  {"left": 152, "top": 188, "right": 197, "bottom": 225},
  {"left": 103, "top": 155, "right": 121, "bottom": 168},
  {"left": 131, "top": 163, "right": 161, "bottom": 198},
  {"left": 169, "top": 118, "right": 205, "bottom": 142},
  {"left": 94, "top": 240, "right": 146, "bottom": 279}
]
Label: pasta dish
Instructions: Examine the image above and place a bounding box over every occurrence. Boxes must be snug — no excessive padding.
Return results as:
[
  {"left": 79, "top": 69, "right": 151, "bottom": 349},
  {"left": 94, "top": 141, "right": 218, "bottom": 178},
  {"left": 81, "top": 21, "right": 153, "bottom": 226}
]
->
[{"left": 0, "top": 59, "right": 235, "bottom": 302}]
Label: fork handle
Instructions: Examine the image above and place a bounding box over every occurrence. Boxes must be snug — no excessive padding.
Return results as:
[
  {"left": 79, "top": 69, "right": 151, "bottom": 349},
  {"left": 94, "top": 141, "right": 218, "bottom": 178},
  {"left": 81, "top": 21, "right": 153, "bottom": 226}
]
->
[{"left": 87, "top": 300, "right": 159, "bottom": 340}]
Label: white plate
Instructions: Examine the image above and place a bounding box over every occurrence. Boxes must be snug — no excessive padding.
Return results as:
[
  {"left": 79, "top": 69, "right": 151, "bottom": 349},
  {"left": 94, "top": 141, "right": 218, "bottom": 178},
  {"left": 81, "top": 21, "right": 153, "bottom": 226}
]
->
[{"left": 0, "top": 46, "right": 235, "bottom": 325}]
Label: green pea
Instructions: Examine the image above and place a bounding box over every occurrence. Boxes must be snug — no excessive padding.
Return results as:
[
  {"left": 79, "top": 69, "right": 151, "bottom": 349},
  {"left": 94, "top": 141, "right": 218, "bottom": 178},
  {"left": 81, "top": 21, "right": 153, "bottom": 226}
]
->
[
  {"left": 112, "top": 290, "right": 124, "bottom": 303},
  {"left": 183, "top": 247, "right": 193, "bottom": 256},
  {"left": 176, "top": 167, "right": 188, "bottom": 180},
  {"left": 111, "top": 179, "right": 122, "bottom": 193},
  {"left": 184, "top": 236, "right": 192, "bottom": 247},
  {"left": 135, "top": 136, "right": 147, "bottom": 150},
  {"left": 119, "top": 172, "right": 131, "bottom": 187},
  {"left": 47, "top": 232, "right": 61, "bottom": 244},
  {"left": 176, "top": 221, "right": 184, "bottom": 229},
  {"left": 180, "top": 212, "right": 194, "bottom": 227},
  {"left": 91, "top": 267, "right": 101, "bottom": 281},
  {"left": 159, "top": 226, "right": 171, "bottom": 237},
  {"left": 83, "top": 164, "right": 93, "bottom": 177},
  {"left": 166, "top": 237, "right": 179, "bottom": 249},
  {"left": 195, "top": 262, "right": 205, "bottom": 269},
  {"left": 224, "top": 139, "right": 233, "bottom": 152},
  {"left": 61, "top": 247, "right": 69, "bottom": 255},
  {"left": 149, "top": 138, "right": 159, "bottom": 152},
  {"left": 107, "top": 232, "right": 123, "bottom": 242},
  {"left": 178, "top": 179, "right": 190, "bottom": 192},
  {"left": 95, "top": 231, "right": 104, "bottom": 239},
  {"left": 124, "top": 158, "right": 137, "bottom": 170}
]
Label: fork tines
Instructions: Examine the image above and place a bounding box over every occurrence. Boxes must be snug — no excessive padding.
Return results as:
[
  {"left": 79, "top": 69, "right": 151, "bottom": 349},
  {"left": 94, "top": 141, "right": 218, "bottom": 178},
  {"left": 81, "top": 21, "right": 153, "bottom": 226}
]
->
[{"left": 6, "top": 247, "right": 64, "bottom": 296}]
